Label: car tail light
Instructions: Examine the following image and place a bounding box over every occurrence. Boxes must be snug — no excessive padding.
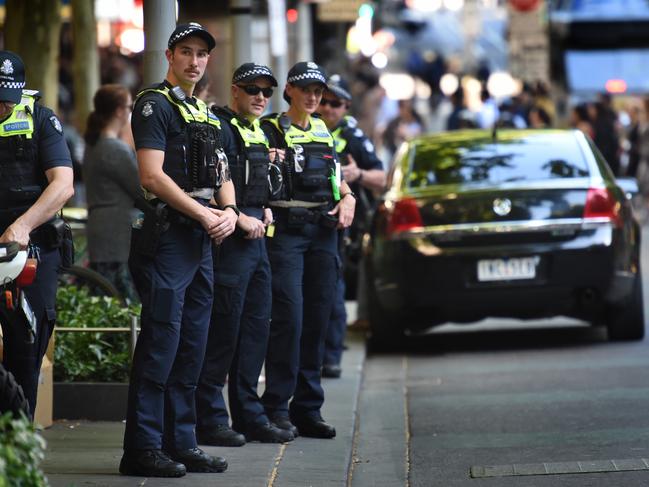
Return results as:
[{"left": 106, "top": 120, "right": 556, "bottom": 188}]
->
[
  {"left": 583, "top": 188, "right": 622, "bottom": 227},
  {"left": 386, "top": 198, "right": 423, "bottom": 236},
  {"left": 16, "top": 258, "right": 37, "bottom": 287}
]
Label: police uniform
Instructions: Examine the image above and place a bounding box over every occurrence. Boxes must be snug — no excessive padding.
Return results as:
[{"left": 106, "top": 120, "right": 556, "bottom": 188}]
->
[
  {"left": 324, "top": 114, "right": 383, "bottom": 375},
  {"left": 260, "top": 63, "right": 342, "bottom": 438},
  {"left": 0, "top": 68, "right": 73, "bottom": 417},
  {"left": 196, "top": 65, "right": 291, "bottom": 445},
  {"left": 121, "top": 24, "right": 232, "bottom": 477}
]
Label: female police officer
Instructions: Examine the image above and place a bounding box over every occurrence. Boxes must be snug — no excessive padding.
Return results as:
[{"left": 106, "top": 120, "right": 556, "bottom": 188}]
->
[
  {"left": 119, "top": 23, "right": 238, "bottom": 478},
  {"left": 260, "top": 62, "right": 355, "bottom": 439}
]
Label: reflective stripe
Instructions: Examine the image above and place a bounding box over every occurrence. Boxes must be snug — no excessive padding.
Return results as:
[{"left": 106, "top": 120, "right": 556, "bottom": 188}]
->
[{"left": 137, "top": 86, "right": 221, "bottom": 129}]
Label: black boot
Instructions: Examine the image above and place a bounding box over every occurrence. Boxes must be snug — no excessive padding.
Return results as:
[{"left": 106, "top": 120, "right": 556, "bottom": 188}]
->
[
  {"left": 197, "top": 424, "right": 246, "bottom": 447},
  {"left": 246, "top": 422, "right": 294, "bottom": 443},
  {"left": 119, "top": 449, "right": 186, "bottom": 477},
  {"left": 167, "top": 448, "right": 227, "bottom": 473}
]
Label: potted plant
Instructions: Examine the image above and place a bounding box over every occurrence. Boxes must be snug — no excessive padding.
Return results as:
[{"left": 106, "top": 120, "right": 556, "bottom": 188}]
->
[
  {"left": 53, "top": 285, "right": 138, "bottom": 420},
  {"left": 0, "top": 412, "right": 48, "bottom": 486}
]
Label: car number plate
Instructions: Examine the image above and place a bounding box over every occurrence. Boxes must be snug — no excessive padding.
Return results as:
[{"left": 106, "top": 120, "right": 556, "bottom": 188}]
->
[{"left": 477, "top": 256, "right": 540, "bottom": 282}]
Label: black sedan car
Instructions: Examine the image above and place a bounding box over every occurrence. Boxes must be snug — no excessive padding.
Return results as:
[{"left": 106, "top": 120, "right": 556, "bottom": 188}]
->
[{"left": 364, "top": 129, "right": 643, "bottom": 346}]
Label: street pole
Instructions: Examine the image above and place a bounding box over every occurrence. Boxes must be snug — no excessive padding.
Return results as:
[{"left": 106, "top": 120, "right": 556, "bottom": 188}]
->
[
  {"left": 268, "top": 0, "right": 289, "bottom": 113},
  {"left": 142, "top": 0, "right": 176, "bottom": 85},
  {"left": 231, "top": 0, "right": 253, "bottom": 69},
  {"left": 297, "top": 1, "right": 313, "bottom": 62}
]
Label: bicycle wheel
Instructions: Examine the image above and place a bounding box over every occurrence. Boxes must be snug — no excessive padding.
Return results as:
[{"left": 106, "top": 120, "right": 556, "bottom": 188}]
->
[
  {"left": 58, "top": 265, "right": 126, "bottom": 306},
  {"left": 0, "top": 362, "right": 30, "bottom": 418}
]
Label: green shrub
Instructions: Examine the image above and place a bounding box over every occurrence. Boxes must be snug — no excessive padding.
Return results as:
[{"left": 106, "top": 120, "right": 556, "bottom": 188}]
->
[
  {"left": 54, "top": 285, "right": 140, "bottom": 383},
  {"left": 0, "top": 412, "right": 48, "bottom": 487}
]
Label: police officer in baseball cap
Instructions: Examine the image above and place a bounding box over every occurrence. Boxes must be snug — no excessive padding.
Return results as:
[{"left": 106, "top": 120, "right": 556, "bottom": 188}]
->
[
  {"left": 318, "top": 74, "right": 385, "bottom": 379},
  {"left": 0, "top": 49, "right": 74, "bottom": 419},
  {"left": 120, "top": 22, "right": 236, "bottom": 478}
]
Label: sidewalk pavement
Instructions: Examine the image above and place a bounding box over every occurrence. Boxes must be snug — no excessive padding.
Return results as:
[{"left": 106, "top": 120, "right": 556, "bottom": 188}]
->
[{"left": 41, "top": 332, "right": 366, "bottom": 487}]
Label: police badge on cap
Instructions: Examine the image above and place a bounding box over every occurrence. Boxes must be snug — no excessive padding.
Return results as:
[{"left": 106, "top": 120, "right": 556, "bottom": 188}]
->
[{"left": 0, "top": 50, "right": 26, "bottom": 105}]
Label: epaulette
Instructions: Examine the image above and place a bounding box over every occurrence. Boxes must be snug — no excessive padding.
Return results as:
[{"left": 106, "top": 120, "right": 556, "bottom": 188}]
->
[
  {"left": 22, "top": 89, "right": 40, "bottom": 100},
  {"left": 345, "top": 115, "right": 358, "bottom": 128}
]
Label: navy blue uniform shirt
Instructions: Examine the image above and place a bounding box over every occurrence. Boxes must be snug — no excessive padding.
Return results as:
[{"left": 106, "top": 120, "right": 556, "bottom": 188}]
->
[
  {"left": 33, "top": 104, "right": 73, "bottom": 171},
  {"left": 132, "top": 81, "right": 236, "bottom": 158}
]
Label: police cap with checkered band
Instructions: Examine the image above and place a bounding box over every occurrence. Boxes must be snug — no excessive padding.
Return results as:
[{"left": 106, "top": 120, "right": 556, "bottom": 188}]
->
[
  {"left": 232, "top": 63, "right": 278, "bottom": 87},
  {"left": 168, "top": 22, "right": 216, "bottom": 52},
  {"left": 286, "top": 61, "right": 327, "bottom": 87},
  {"left": 0, "top": 51, "right": 25, "bottom": 104}
]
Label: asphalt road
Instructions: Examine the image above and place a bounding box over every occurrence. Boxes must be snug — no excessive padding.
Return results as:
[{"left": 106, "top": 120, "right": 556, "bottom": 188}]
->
[{"left": 350, "top": 226, "right": 649, "bottom": 487}]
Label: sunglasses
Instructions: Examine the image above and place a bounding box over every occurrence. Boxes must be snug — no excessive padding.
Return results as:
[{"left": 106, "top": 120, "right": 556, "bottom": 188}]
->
[
  {"left": 238, "top": 85, "right": 274, "bottom": 98},
  {"left": 320, "top": 99, "right": 345, "bottom": 108}
]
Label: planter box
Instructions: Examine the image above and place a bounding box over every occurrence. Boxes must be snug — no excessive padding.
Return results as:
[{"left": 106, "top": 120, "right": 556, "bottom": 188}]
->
[{"left": 54, "top": 382, "right": 128, "bottom": 421}]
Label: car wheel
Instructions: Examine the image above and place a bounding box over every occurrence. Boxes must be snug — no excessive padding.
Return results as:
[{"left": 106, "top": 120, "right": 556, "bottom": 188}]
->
[{"left": 606, "top": 273, "right": 645, "bottom": 341}]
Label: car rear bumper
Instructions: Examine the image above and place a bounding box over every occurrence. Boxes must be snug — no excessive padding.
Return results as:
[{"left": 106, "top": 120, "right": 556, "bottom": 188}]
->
[{"left": 370, "top": 223, "right": 638, "bottom": 325}]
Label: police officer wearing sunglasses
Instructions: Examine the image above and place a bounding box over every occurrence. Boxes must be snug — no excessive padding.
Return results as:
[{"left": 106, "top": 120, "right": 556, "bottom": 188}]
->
[
  {"left": 317, "top": 74, "right": 386, "bottom": 379},
  {"left": 0, "top": 50, "right": 74, "bottom": 418},
  {"left": 259, "top": 62, "right": 356, "bottom": 439},
  {"left": 120, "top": 23, "right": 238, "bottom": 478},
  {"left": 195, "top": 63, "right": 294, "bottom": 446}
]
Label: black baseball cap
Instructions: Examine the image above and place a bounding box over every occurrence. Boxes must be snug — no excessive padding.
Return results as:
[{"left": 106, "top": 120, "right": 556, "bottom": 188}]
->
[
  {"left": 168, "top": 22, "right": 216, "bottom": 52},
  {"left": 0, "top": 51, "right": 25, "bottom": 104},
  {"left": 232, "top": 63, "right": 278, "bottom": 87},
  {"left": 286, "top": 61, "right": 327, "bottom": 87},
  {"left": 326, "top": 74, "right": 352, "bottom": 101}
]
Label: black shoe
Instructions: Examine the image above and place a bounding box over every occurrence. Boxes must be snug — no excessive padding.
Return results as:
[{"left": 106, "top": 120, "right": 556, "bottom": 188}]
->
[
  {"left": 269, "top": 415, "right": 299, "bottom": 437},
  {"left": 291, "top": 415, "right": 336, "bottom": 439},
  {"left": 119, "top": 449, "right": 186, "bottom": 477},
  {"left": 246, "top": 422, "right": 294, "bottom": 443},
  {"left": 322, "top": 364, "right": 342, "bottom": 378},
  {"left": 167, "top": 447, "right": 227, "bottom": 473},
  {"left": 197, "top": 424, "right": 246, "bottom": 447}
]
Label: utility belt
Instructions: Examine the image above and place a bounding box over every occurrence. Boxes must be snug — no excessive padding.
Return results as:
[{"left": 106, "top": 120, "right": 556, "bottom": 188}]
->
[
  {"left": 133, "top": 198, "right": 208, "bottom": 258},
  {"left": 272, "top": 205, "right": 338, "bottom": 231},
  {"left": 30, "top": 217, "right": 74, "bottom": 268}
]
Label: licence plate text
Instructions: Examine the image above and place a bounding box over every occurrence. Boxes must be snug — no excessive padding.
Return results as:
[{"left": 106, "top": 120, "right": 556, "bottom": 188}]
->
[{"left": 477, "top": 256, "right": 540, "bottom": 282}]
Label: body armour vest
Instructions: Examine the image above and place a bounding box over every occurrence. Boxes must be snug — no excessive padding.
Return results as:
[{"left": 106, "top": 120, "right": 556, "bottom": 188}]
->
[
  {"left": 263, "top": 114, "right": 336, "bottom": 204},
  {"left": 213, "top": 106, "right": 270, "bottom": 208},
  {"left": 0, "top": 91, "right": 42, "bottom": 211},
  {"left": 331, "top": 115, "right": 358, "bottom": 156},
  {"left": 137, "top": 84, "right": 227, "bottom": 192}
]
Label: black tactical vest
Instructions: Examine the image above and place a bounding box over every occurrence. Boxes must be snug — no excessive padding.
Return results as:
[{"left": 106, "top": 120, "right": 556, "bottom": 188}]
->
[{"left": 213, "top": 106, "right": 270, "bottom": 207}]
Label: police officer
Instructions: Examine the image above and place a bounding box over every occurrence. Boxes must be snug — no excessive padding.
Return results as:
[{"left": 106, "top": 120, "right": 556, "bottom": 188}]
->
[
  {"left": 119, "top": 23, "right": 238, "bottom": 478},
  {"left": 260, "top": 62, "right": 356, "bottom": 439},
  {"left": 196, "top": 63, "right": 293, "bottom": 445},
  {"left": 318, "top": 75, "right": 386, "bottom": 379},
  {"left": 0, "top": 50, "right": 74, "bottom": 418}
]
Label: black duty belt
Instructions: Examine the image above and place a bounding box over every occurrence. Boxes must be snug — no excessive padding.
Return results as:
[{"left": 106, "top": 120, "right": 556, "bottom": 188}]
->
[{"left": 273, "top": 206, "right": 338, "bottom": 230}]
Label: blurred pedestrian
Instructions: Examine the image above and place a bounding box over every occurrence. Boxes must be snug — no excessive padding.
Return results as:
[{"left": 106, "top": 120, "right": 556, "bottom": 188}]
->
[
  {"left": 318, "top": 74, "right": 385, "bottom": 378},
  {"left": 82, "top": 84, "right": 140, "bottom": 303},
  {"left": 0, "top": 50, "right": 74, "bottom": 418},
  {"left": 120, "top": 22, "right": 237, "bottom": 478},
  {"left": 570, "top": 103, "right": 594, "bottom": 138},
  {"left": 382, "top": 98, "right": 426, "bottom": 159},
  {"left": 593, "top": 98, "right": 621, "bottom": 175},
  {"left": 196, "top": 63, "right": 294, "bottom": 446},
  {"left": 260, "top": 61, "right": 356, "bottom": 439}
]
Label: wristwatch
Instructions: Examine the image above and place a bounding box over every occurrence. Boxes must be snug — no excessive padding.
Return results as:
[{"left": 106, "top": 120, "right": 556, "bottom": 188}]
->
[
  {"left": 223, "top": 204, "right": 240, "bottom": 217},
  {"left": 341, "top": 191, "right": 357, "bottom": 201}
]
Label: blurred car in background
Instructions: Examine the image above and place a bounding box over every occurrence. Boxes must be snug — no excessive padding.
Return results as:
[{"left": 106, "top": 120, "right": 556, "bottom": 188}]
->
[{"left": 364, "top": 129, "right": 643, "bottom": 347}]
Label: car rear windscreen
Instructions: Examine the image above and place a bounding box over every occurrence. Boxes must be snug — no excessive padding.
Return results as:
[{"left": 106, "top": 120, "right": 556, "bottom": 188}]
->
[{"left": 408, "top": 133, "right": 589, "bottom": 188}]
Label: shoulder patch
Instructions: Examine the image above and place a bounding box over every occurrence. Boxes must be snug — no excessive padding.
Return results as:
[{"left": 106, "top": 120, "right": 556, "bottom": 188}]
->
[
  {"left": 141, "top": 101, "right": 154, "bottom": 117},
  {"left": 49, "top": 115, "right": 63, "bottom": 134},
  {"left": 346, "top": 116, "right": 358, "bottom": 128},
  {"left": 363, "top": 139, "right": 375, "bottom": 153}
]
